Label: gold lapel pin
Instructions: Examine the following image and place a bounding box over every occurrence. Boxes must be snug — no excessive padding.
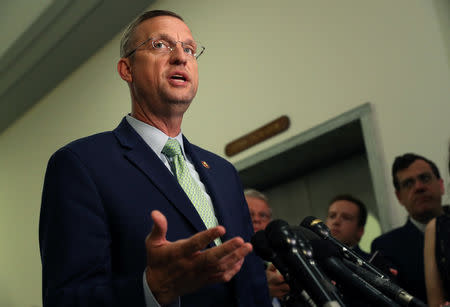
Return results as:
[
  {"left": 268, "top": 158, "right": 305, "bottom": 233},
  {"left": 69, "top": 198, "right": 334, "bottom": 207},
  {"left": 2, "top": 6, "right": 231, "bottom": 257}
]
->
[{"left": 201, "top": 161, "right": 210, "bottom": 168}]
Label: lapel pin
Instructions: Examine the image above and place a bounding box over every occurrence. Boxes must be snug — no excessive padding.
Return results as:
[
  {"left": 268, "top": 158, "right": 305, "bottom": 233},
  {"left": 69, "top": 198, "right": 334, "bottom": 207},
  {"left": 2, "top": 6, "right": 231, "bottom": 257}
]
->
[{"left": 201, "top": 161, "right": 210, "bottom": 168}]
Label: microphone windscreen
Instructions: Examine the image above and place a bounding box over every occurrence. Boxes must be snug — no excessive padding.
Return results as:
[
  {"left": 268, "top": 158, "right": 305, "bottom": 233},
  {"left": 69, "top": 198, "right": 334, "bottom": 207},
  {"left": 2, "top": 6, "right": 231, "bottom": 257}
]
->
[
  {"left": 265, "top": 219, "right": 289, "bottom": 236},
  {"left": 309, "top": 239, "right": 343, "bottom": 261},
  {"left": 250, "top": 230, "right": 274, "bottom": 262},
  {"left": 291, "top": 226, "right": 321, "bottom": 241},
  {"left": 300, "top": 216, "right": 319, "bottom": 228},
  {"left": 265, "top": 219, "right": 291, "bottom": 250}
]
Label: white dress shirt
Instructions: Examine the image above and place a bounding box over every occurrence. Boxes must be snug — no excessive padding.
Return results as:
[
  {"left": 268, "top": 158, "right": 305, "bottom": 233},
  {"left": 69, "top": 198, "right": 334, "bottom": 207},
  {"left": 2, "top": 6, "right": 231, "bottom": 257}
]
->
[{"left": 409, "top": 216, "right": 427, "bottom": 233}]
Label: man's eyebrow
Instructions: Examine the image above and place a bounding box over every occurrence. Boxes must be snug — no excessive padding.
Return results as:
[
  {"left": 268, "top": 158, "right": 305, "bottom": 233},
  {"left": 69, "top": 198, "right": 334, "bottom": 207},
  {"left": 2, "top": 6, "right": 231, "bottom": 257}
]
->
[
  {"left": 418, "top": 171, "right": 432, "bottom": 176},
  {"left": 153, "top": 33, "right": 171, "bottom": 40},
  {"left": 402, "top": 171, "right": 432, "bottom": 181},
  {"left": 153, "top": 33, "right": 195, "bottom": 45},
  {"left": 399, "top": 175, "right": 414, "bottom": 182}
]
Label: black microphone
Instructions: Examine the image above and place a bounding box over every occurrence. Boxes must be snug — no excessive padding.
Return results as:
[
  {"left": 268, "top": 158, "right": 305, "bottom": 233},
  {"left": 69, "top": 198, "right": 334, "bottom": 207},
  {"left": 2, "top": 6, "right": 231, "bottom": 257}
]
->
[
  {"left": 291, "top": 225, "right": 322, "bottom": 241},
  {"left": 251, "top": 230, "right": 292, "bottom": 280},
  {"left": 300, "top": 216, "right": 385, "bottom": 279},
  {"left": 265, "top": 220, "right": 344, "bottom": 307},
  {"left": 251, "top": 230, "right": 317, "bottom": 307},
  {"left": 310, "top": 239, "right": 401, "bottom": 307},
  {"left": 343, "top": 259, "right": 427, "bottom": 307}
]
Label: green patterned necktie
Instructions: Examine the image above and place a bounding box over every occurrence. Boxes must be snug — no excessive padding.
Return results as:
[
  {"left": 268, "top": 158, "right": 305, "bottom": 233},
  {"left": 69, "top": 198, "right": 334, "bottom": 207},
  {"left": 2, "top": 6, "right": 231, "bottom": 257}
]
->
[{"left": 162, "top": 138, "right": 221, "bottom": 245}]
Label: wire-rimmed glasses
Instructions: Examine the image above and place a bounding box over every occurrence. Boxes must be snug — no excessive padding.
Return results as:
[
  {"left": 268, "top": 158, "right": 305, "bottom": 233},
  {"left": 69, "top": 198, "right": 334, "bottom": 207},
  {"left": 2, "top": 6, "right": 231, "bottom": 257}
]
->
[{"left": 124, "top": 37, "right": 205, "bottom": 60}]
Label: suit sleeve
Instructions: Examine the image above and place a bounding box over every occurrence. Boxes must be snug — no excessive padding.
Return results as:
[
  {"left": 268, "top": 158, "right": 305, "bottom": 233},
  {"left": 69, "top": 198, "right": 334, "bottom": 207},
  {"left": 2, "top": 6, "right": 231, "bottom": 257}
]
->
[
  {"left": 39, "top": 148, "right": 146, "bottom": 307},
  {"left": 230, "top": 168, "right": 272, "bottom": 307}
]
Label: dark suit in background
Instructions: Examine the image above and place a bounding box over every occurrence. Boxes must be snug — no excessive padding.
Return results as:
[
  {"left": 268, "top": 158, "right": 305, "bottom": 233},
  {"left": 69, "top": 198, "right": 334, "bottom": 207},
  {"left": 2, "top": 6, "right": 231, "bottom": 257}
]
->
[
  {"left": 371, "top": 219, "right": 426, "bottom": 302},
  {"left": 352, "top": 245, "right": 370, "bottom": 260},
  {"left": 39, "top": 118, "right": 270, "bottom": 307}
]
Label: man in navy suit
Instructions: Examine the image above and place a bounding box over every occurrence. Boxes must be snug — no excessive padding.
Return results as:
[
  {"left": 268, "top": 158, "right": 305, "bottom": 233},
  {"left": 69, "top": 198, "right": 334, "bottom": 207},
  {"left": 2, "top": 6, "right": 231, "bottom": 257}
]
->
[
  {"left": 39, "top": 10, "right": 271, "bottom": 307},
  {"left": 325, "top": 194, "right": 370, "bottom": 260},
  {"left": 371, "top": 153, "right": 445, "bottom": 303}
]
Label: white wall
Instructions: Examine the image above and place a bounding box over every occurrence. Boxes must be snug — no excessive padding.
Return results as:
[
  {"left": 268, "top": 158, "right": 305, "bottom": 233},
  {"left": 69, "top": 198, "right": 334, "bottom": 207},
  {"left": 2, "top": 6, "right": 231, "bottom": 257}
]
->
[{"left": 0, "top": 0, "right": 449, "bottom": 306}]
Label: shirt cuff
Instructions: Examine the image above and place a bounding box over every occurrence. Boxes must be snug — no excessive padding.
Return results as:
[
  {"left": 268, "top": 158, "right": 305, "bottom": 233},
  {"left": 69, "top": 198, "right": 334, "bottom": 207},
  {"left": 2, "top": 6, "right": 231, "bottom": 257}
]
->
[{"left": 143, "top": 269, "right": 180, "bottom": 307}]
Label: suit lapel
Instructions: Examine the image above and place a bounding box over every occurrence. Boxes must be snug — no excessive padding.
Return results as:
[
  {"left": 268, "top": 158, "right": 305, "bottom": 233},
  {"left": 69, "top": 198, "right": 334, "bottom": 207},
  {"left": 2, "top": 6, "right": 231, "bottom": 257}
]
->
[{"left": 113, "top": 118, "right": 207, "bottom": 234}]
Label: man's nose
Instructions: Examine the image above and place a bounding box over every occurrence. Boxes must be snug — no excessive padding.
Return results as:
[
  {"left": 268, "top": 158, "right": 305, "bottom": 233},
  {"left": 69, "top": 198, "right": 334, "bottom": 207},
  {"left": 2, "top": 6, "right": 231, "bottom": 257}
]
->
[
  {"left": 413, "top": 180, "right": 427, "bottom": 192},
  {"left": 332, "top": 218, "right": 342, "bottom": 227},
  {"left": 252, "top": 216, "right": 261, "bottom": 222},
  {"left": 169, "top": 43, "right": 188, "bottom": 64}
]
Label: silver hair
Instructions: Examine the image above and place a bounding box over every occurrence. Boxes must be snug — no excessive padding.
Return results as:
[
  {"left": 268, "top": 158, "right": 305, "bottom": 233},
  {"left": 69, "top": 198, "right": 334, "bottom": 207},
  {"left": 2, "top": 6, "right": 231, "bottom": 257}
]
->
[
  {"left": 119, "top": 10, "right": 184, "bottom": 58},
  {"left": 244, "top": 188, "right": 269, "bottom": 203}
]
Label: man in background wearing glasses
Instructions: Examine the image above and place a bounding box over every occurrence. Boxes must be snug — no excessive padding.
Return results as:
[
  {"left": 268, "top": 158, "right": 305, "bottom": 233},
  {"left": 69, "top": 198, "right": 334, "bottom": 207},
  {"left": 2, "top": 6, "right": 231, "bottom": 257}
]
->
[
  {"left": 245, "top": 189, "right": 295, "bottom": 307},
  {"left": 245, "top": 189, "right": 273, "bottom": 234},
  {"left": 40, "top": 10, "right": 271, "bottom": 307},
  {"left": 371, "top": 153, "right": 448, "bottom": 303}
]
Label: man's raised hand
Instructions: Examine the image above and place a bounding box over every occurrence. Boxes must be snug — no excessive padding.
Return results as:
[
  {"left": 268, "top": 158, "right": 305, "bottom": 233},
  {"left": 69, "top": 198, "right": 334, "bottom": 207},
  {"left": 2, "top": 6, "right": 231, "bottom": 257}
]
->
[{"left": 145, "top": 210, "right": 252, "bottom": 305}]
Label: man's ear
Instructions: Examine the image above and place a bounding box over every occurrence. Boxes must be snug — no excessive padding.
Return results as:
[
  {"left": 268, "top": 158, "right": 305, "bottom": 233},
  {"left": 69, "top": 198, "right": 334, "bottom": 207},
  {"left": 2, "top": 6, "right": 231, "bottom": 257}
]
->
[
  {"left": 117, "top": 58, "right": 132, "bottom": 82},
  {"left": 438, "top": 178, "right": 445, "bottom": 195},
  {"left": 356, "top": 226, "right": 364, "bottom": 241},
  {"left": 395, "top": 189, "right": 405, "bottom": 207}
]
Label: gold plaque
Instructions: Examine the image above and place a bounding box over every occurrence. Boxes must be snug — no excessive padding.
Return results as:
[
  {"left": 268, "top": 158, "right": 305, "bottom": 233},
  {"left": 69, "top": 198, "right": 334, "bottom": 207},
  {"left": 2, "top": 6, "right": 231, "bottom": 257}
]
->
[{"left": 225, "top": 115, "right": 290, "bottom": 157}]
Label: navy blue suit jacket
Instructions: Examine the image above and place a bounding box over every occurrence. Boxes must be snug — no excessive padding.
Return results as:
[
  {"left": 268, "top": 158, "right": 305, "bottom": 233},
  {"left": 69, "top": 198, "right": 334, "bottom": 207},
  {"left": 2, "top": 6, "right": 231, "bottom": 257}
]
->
[
  {"left": 370, "top": 219, "right": 426, "bottom": 303},
  {"left": 39, "top": 118, "right": 271, "bottom": 307}
]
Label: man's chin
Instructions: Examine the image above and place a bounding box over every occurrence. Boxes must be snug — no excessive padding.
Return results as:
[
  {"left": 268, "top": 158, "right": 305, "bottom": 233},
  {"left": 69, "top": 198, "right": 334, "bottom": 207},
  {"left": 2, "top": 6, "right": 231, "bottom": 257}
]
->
[
  {"left": 162, "top": 95, "right": 195, "bottom": 106},
  {"left": 413, "top": 199, "right": 440, "bottom": 211},
  {"left": 161, "top": 88, "right": 196, "bottom": 105},
  {"left": 167, "top": 99, "right": 192, "bottom": 105},
  {"left": 413, "top": 209, "right": 439, "bottom": 223},
  {"left": 330, "top": 230, "right": 340, "bottom": 237}
]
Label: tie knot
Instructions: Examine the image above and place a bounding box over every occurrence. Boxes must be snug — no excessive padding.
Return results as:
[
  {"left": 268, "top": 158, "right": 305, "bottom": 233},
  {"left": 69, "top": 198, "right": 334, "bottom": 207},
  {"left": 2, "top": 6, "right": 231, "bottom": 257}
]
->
[{"left": 162, "top": 138, "right": 183, "bottom": 158}]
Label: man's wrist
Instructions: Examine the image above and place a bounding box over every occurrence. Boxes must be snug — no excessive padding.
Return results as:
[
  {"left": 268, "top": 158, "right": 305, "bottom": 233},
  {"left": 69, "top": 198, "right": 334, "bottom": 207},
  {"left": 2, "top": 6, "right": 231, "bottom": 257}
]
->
[
  {"left": 143, "top": 268, "right": 161, "bottom": 307},
  {"left": 145, "top": 267, "right": 178, "bottom": 305}
]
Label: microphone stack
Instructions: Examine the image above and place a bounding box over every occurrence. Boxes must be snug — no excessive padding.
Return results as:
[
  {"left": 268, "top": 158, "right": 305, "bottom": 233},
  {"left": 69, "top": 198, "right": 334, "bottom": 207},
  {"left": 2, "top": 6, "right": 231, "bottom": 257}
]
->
[{"left": 251, "top": 217, "right": 427, "bottom": 307}]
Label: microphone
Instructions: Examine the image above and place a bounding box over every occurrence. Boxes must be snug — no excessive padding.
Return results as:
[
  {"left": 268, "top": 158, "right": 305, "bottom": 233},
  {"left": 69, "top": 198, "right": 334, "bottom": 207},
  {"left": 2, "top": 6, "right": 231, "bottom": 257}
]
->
[
  {"left": 343, "top": 259, "right": 427, "bottom": 307},
  {"left": 301, "top": 217, "right": 426, "bottom": 307},
  {"left": 291, "top": 225, "right": 322, "bottom": 241},
  {"left": 265, "top": 220, "right": 344, "bottom": 307},
  {"left": 251, "top": 230, "right": 292, "bottom": 280},
  {"left": 300, "top": 216, "right": 385, "bottom": 279},
  {"left": 310, "top": 239, "right": 401, "bottom": 307},
  {"left": 251, "top": 230, "right": 317, "bottom": 307}
]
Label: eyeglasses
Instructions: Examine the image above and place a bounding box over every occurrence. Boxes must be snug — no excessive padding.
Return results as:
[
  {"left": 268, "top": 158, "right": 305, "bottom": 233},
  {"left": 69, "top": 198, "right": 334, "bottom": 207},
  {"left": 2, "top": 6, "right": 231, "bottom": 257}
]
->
[
  {"left": 399, "top": 172, "right": 434, "bottom": 190},
  {"left": 250, "top": 211, "right": 271, "bottom": 221},
  {"left": 124, "top": 37, "right": 205, "bottom": 60}
]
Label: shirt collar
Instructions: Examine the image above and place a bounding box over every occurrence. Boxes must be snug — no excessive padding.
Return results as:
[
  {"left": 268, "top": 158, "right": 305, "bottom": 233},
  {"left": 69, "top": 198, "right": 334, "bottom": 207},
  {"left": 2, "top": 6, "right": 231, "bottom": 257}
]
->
[
  {"left": 408, "top": 216, "right": 427, "bottom": 233},
  {"left": 125, "top": 115, "right": 186, "bottom": 158}
]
